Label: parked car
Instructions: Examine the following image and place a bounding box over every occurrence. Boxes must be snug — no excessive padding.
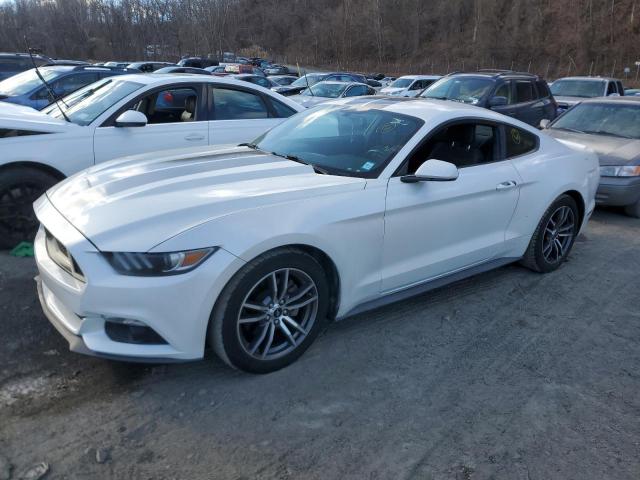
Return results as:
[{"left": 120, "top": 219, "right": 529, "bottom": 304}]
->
[
  {"left": 0, "top": 52, "right": 52, "bottom": 81},
  {"left": 275, "top": 73, "right": 328, "bottom": 96},
  {"left": 0, "top": 65, "right": 138, "bottom": 110},
  {"left": 231, "top": 74, "right": 280, "bottom": 90},
  {"left": 290, "top": 81, "right": 376, "bottom": 107},
  {"left": 103, "top": 61, "right": 132, "bottom": 68},
  {"left": 223, "top": 64, "right": 266, "bottom": 76},
  {"left": 127, "top": 62, "right": 176, "bottom": 72},
  {"left": 380, "top": 75, "right": 441, "bottom": 97},
  {"left": 550, "top": 76, "right": 625, "bottom": 113},
  {"left": 32, "top": 97, "right": 598, "bottom": 371},
  {"left": 624, "top": 88, "right": 640, "bottom": 96},
  {"left": 420, "top": 70, "right": 557, "bottom": 127},
  {"left": 47, "top": 59, "right": 91, "bottom": 67},
  {"left": 380, "top": 76, "right": 397, "bottom": 88},
  {"left": 269, "top": 75, "right": 298, "bottom": 86},
  {"left": 543, "top": 96, "right": 640, "bottom": 217},
  {"left": 205, "top": 65, "right": 228, "bottom": 75},
  {"left": 0, "top": 74, "right": 304, "bottom": 248},
  {"left": 264, "top": 64, "right": 294, "bottom": 76},
  {"left": 323, "top": 72, "right": 369, "bottom": 84},
  {"left": 154, "top": 66, "right": 212, "bottom": 75},
  {"left": 177, "top": 57, "right": 219, "bottom": 69}
]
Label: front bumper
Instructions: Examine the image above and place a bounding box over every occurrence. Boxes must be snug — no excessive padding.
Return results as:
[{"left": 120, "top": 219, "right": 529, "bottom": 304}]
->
[
  {"left": 33, "top": 195, "right": 244, "bottom": 363},
  {"left": 596, "top": 176, "right": 640, "bottom": 206}
]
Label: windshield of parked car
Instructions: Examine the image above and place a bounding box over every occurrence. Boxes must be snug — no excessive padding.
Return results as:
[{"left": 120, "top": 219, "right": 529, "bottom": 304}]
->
[
  {"left": 291, "top": 74, "right": 325, "bottom": 88},
  {"left": 420, "top": 76, "right": 494, "bottom": 104},
  {"left": 43, "top": 78, "right": 143, "bottom": 126},
  {"left": 389, "top": 78, "right": 413, "bottom": 88},
  {"left": 302, "top": 82, "right": 349, "bottom": 98},
  {"left": 0, "top": 68, "right": 64, "bottom": 96},
  {"left": 251, "top": 105, "right": 424, "bottom": 178},
  {"left": 550, "top": 79, "right": 606, "bottom": 98},
  {"left": 550, "top": 102, "right": 640, "bottom": 139}
]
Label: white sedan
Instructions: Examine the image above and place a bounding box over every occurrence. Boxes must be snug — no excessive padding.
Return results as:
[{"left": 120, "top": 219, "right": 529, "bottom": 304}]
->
[
  {"left": 34, "top": 97, "right": 599, "bottom": 373},
  {"left": 0, "top": 74, "right": 303, "bottom": 248}
]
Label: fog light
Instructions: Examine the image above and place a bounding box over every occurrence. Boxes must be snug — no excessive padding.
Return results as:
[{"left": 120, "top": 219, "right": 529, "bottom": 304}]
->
[{"left": 104, "top": 319, "right": 168, "bottom": 345}]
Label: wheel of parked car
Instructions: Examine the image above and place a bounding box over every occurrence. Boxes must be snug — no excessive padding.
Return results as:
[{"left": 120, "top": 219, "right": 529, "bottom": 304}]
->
[
  {"left": 624, "top": 201, "right": 640, "bottom": 218},
  {"left": 0, "top": 167, "right": 59, "bottom": 249},
  {"left": 521, "top": 194, "right": 580, "bottom": 273},
  {"left": 209, "top": 247, "right": 330, "bottom": 373}
]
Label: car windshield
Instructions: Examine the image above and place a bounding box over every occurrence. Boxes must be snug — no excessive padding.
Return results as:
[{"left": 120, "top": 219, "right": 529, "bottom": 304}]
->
[
  {"left": 251, "top": 105, "right": 424, "bottom": 178},
  {"left": 550, "top": 102, "right": 640, "bottom": 139},
  {"left": 291, "top": 74, "right": 324, "bottom": 88},
  {"left": 389, "top": 78, "right": 412, "bottom": 88},
  {"left": 43, "top": 78, "right": 143, "bottom": 126},
  {"left": 302, "top": 82, "right": 348, "bottom": 98},
  {"left": 0, "top": 68, "right": 63, "bottom": 96},
  {"left": 420, "top": 76, "right": 494, "bottom": 104},
  {"left": 550, "top": 80, "right": 606, "bottom": 98}
]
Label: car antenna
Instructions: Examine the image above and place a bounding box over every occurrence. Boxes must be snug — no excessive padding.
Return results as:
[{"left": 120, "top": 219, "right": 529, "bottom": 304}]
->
[
  {"left": 298, "top": 62, "right": 314, "bottom": 96},
  {"left": 24, "top": 37, "right": 71, "bottom": 122}
]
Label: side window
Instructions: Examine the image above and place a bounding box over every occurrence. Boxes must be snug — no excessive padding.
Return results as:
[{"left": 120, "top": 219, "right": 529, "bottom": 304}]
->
[
  {"left": 617, "top": 81, "right": 624, "bottom": 94},
  {"left": 493, "top": 82, "right": 513, "bottom": 104},
  {"left": 405, "top": 122, "right": 498, "bottom": 173},
  {"left": 212, "top": 87, "right": 269, "bottom": 120},
  {"left": 53, "top": 73, "right": 99, "bottom": 96},
  {"left": 504, "top": 125, "right": 538, "bottom": 158},
  {"left": 130, "top": 86, "right": 200, "bottom": 124},
  {"left": 515, "top": 81, "right": 534, "bottom": 103},
  {"left": 253, "top": 77, "right": 272, "bottom": 88},
  {"left": 409, "top": 80, "right": 423, "bottom": 91},
  {"left": 344, "top": 85, "right": 368, "bottom": 97},
  {"left": 266, "top": 97, "right": 296, "bottom": 118},
  {"left": 606, "top": 82, "right": 617, "bottom": 96},
  {"left": 536, "top": 80, "right": 551, "bottom": 99}
]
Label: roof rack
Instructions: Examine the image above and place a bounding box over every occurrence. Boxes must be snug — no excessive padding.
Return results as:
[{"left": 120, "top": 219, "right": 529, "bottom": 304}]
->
[
  {"left": 477, "top": 69, "right": 536, "bottom": 77},
  {"left": 67, "top": 65, "right": 138, "bottom": 72}
]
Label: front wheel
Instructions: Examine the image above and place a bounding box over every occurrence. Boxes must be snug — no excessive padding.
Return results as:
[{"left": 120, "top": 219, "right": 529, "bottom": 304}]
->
[
  {"left": 0, "top": 167, "right": 59, "bottom": 250},
  {"left": 521, "top": 194, "right": 580, "bottom": 273},
  {"left": 209, "top": 248, "right": 329, "bottom": 373}
]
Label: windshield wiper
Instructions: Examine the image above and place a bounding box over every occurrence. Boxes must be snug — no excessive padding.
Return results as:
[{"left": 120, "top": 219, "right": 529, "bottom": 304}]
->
[
  {"left": 554, "top": 126, "right": 585, "bottom": 134},
  {"left": 424, "top": 95, "right": 448, "bottom": 100},
  {"left": 271, "top": 151, "right": 328, "bottom": 175},
  {"left": 582, "top": 130, "right": 633, "bottom": 139},
  {"left": 238, "top": 142, "right": 259, "bottom": 149}
]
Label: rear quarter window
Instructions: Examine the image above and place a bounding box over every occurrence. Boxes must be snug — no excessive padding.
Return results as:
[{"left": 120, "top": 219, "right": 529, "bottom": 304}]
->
[{"left": 505, "top": 125, "right": 538, "bottom": 158}]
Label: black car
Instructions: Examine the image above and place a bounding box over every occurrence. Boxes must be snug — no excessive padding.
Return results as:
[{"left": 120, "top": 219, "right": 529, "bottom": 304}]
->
[
  {"left": 177, "top": 57, "right": 219, "bottom": 69},
  {"left": 153, "top": 66, "right": 212, "bottom": 75},
  {"left": 127, "top": 61, "right": 176, "bottom": 72},
  {"left": 420, "top": 70, "right": 557, "bottom": 127},
  {"left": 0, "top": 52, "right": 53, "bottom": 81}
]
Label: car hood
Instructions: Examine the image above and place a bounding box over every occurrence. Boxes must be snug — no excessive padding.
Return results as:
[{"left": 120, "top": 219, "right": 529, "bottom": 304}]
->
[
  {"left": 46, "top": 145, "right": 366, "bottom": 252},
  {"left": 0, "top": 102, "right": 72, "bottom": 132},
  {"left": 289, "top": 95, "right": 331, "bottom": 108},
  {"left": 553, "top": 96, "right": 585, "bottom": 106},
  {"left": 546, "top": 129, "right": 640, "bottom": 165},
  {"left": 380, "top": 87, "right": 405, "bottom": 94}
]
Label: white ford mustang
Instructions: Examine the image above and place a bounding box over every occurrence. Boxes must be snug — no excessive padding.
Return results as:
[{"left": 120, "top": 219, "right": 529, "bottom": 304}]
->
[{"left": 34, "top": 97, "right": 599, "bottom": 373}]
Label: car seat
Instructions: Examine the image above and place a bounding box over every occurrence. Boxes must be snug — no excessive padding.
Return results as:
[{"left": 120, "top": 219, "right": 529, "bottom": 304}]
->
[{"left": 181, "top": 95, "right": 197, "bottom": 122}]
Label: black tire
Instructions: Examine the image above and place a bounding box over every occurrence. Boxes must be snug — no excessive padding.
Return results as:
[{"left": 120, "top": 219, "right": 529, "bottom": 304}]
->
[
  {"left": 209, "top": 247, "right": 330, "bottom": 373},
  {"left": 624, "top": 200, "right": 640, "bottom": 218},
  {"left": 520, "top": 194, "right": 580, "bottom": 273},
  {"left": 0, "top": 167, "right": 60, "bottom": 250}
]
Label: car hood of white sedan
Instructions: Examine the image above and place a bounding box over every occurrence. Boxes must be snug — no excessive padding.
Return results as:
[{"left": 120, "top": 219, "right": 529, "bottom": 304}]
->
[
  {"left": 0, "top": 101, "right": 72, "bottom": 132},
  {"left": 45, "top": 145, "right": 366, "bottom": 252},
  {"left": 289, "top": 95, "right": 331, "bottom": 108}
]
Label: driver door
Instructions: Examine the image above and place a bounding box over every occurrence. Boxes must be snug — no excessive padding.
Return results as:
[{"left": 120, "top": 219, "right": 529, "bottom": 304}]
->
[
  {"left": 93, "top": 83, "right": 208, "bottom": 164},
  {"left": 381, "top": 122, "right": 520, "bottom": 292}
]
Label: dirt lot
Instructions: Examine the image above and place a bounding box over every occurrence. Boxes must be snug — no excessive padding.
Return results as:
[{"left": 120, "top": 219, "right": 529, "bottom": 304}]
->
[{"left": 1, "top": 209, "right": 639, "bottom": 480}]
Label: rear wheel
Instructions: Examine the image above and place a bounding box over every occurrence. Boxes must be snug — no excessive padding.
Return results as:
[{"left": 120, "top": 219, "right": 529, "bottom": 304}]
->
[
  {"left": 521, "top": 194, "right": 579, "bottom": 273},
  {"left": 0, "top": 167, "right": 59, "bottom": 250},
  {"left": 209, "top": 248, "right": 329, "bottom": 373}
]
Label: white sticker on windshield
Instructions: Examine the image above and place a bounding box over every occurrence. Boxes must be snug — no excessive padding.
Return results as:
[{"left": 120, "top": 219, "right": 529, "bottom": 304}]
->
[{"left": 361, "top": 161, "right": 375, "bottom": 171}]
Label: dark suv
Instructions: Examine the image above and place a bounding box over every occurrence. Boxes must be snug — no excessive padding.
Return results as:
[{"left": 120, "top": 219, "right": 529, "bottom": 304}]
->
[
  {"left": 420, "top": 70, "right": 557, "bottom": 126},
  {"left": 0, "top": 52, "right": 53, "bottom": 81}
]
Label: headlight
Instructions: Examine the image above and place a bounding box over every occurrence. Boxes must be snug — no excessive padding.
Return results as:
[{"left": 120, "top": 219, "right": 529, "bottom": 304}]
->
[
  {"left": 104, "top": 248, "right": 217, "bottom": 276},
  {"left": 599, "top": 166, "right": 640, "bottom": 177}
]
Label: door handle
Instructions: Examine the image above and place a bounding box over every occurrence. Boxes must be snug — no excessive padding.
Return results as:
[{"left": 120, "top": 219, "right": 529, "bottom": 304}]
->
[
  {"left": 184, "top": 134, "right": 205, "bottom": 141},
  {"left": 496, "top": 180, "right": 518, "bottom": 190}
]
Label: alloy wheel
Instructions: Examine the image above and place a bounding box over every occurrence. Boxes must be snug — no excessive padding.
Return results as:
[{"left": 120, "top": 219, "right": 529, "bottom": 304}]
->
[
  {"left": 542, "top": 205, "right": 575, "bottom": 264},
  {"left": 236, "top": 268, "right": 319, "bottom": 360}
]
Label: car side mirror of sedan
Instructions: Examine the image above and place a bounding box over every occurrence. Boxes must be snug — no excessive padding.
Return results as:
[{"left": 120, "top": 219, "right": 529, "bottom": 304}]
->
[
  {"left": 539, "top": 118, "right": 550, "bottom": 129},
  {"left": 488, "top": 96, "right": 508, "bottom": 108},
  {"left": 401, "top": 159, "right": 459, "bottom": 183},
  {"left": 115, "top": 110, "right": 148, "bottom": 127}
]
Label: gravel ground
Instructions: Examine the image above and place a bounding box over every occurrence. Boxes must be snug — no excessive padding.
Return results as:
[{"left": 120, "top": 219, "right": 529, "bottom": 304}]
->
[{"left": 1, "top": 209, "right": 639, "bottom": 480}]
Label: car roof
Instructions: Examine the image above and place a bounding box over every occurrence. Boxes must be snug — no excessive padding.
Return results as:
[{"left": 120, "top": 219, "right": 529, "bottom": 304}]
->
[
  {"left": 396, "top": 75, "right": 442, "bottom": 80},
  {"left": 556, "top": 76, "right": 615, "bottom": 82},
  {"left": 323, "top": 96, "right": 538, "bottom": 126},
  {"left": 580, "top": 96, "right": 640, "bottom": 105},
  {"left": 315, "top": 80, "right": 364, "bottom": 87}
]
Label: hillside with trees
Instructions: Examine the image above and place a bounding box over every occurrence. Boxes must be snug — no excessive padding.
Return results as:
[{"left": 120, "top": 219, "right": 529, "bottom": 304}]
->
[{"left": 1, "top": 0, "right": 640, "bottom": 80}]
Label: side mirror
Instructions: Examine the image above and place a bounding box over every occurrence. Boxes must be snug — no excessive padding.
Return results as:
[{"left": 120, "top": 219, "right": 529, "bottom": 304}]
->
[
  {"left": 539, "top": 118, "right": 551, "bottom": 129},
  {"left": 115, "top": 110, "right": 148, "bottom": 127},
  {"left": 488, "top": 96, "right": 508, "bottom": 107},
  {"left": 401, "top": 159, "right": 459, "bottom": 183}
]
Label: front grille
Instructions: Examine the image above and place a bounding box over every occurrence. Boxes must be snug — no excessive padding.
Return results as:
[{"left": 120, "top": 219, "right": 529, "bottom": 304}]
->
[{"left": 44, "top": 229, "right": 86, "bottom": 282}]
